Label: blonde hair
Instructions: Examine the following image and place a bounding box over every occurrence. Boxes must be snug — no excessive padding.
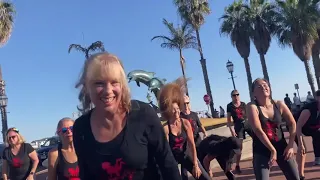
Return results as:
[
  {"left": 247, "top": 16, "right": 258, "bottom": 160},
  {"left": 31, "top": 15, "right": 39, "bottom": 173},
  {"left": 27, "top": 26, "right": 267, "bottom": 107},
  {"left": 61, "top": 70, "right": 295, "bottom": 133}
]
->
[
  {"left": 159, "top": 77, "right": 187, "bottom": 120},
  {"left": 76, "top": 52, "right": 131, "bottom": 113},
  {"left": 5, "top": 127, "right": 25, "bottom": 147}
]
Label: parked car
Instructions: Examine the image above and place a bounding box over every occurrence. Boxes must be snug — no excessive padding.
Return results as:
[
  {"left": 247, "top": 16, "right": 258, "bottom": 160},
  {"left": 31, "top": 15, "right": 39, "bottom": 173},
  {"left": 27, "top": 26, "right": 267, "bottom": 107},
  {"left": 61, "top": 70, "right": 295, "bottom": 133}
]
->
[{"left": 36, "top": 136, "right": 60, "bottom": 164}]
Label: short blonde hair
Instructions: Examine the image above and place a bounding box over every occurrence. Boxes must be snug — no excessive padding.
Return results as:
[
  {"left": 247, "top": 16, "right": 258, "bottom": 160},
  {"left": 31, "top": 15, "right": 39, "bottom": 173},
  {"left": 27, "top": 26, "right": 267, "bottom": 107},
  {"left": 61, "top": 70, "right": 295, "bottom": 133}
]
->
[
  {"left": 76, "top": 52, "right": 131, "bottom": 113},
  {"left": 5, "top": 127, "right": 25, "bottom": 147}
]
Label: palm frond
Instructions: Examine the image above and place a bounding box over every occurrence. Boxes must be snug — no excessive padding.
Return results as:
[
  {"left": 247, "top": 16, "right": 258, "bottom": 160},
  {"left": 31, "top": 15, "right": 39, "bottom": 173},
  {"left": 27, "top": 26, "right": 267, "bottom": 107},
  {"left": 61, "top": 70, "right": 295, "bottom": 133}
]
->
[
  {"left": 0, "top": 1, "right": 15, "bottom": 47},
  {"left": 68, "top": 44, "right": 86, "bottom": 54},
  {"left": 87, "top": 41, "right": 105, "bottom": 52}
]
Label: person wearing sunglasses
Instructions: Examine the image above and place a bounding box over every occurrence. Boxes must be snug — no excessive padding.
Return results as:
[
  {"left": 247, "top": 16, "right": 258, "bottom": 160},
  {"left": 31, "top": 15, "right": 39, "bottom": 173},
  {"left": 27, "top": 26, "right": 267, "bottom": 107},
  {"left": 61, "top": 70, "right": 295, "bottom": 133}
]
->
[
  {"left": 72, "top": 53, "right": 181, "bottom": 180},
  {"left": 47, "top": 118, "right": 79, "bottom": 180},
  {"left": 226, "top": 89, "right": 252, "bottom": 174},
  {"left": 2, "top": 127, "right": 39, "bottom": 180}
]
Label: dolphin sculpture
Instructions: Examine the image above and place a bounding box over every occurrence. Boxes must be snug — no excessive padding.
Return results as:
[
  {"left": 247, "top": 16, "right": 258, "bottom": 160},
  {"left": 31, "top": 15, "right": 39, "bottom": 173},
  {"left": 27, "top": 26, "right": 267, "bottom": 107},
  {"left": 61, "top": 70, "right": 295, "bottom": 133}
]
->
[
  {"left": 127, "top": 70, "right": 155, "bottom": 87},
  {"left": 148, "top": 77, "right": 166, "bottom": 98}
]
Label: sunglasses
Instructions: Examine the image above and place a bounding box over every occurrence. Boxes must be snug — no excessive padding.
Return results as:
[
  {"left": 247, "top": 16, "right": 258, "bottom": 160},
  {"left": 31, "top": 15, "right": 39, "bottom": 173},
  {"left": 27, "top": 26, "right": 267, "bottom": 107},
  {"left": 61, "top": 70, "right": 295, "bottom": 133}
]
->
[
  {"left": 58, "top": 126, "right": 73, "bottom": 134},
  {"left": 8, "top": 135, "right": 16, "bottom": 140},
  {"left": 232, "top": 94, "right": 239, "bottom": 97}
]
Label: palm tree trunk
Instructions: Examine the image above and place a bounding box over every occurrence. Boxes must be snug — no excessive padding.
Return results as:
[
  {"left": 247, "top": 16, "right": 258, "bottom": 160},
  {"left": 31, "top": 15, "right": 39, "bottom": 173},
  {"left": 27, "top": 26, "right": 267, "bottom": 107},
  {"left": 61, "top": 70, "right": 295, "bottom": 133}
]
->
[
  {"left": 179, "top": 49, "right": 189, "bottom": 96},
  {"left": 259, "top": 54, "right": 270, "bottom": 83},
  {"left": 303, "top": 60, "right": 316, "bottom": 96},
  {"left": 312, "top": 46, "right": 320, "bottom": 89},
  {"left": 1, "top": 107, "right": 8, "bottom": 142},
  {"left": 243, "top": 57, "right": 254, "bottom": 101},
  {"left": 195, "top": 29, "right": 215, "bottom": 116}
]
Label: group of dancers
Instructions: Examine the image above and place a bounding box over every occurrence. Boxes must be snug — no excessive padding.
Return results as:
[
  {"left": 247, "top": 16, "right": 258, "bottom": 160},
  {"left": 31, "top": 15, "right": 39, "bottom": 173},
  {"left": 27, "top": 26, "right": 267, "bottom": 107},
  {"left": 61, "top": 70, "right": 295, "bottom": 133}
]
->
[{"left": 1, "top": 52, "right": 320, "bottom": 180}]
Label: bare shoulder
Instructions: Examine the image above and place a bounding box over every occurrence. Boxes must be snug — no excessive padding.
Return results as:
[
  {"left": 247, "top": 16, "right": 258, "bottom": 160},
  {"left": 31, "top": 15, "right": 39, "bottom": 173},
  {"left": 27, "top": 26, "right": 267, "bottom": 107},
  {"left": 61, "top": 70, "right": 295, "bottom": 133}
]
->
[
  {"left": 274, "top": 100, "right": 285, "bottom": 107},
  {"left": 181, "top": 118, "right": 191, "bottom": 127},
  {"left": 246, "top": 102, "right": 257, "bottom": 109},
  {"left": 48, "top": 147, "right": 58, "bottom": 157},
  {"left": 163, "top": 125, "right": 169, "bottom": 134}
]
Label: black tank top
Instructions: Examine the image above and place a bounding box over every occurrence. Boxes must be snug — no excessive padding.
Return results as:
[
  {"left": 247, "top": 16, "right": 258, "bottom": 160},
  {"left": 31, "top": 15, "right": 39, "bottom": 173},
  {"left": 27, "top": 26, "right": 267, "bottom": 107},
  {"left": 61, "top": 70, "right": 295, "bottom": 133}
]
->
[
  {"left": 168, "top": 119, "right": 187, "bottom": 162},
  {"left": 252, "top": 100, "right": 287, "bottom": 157},
  {"left": 56, "top": 143, "right": 80, "bottom": 180}
]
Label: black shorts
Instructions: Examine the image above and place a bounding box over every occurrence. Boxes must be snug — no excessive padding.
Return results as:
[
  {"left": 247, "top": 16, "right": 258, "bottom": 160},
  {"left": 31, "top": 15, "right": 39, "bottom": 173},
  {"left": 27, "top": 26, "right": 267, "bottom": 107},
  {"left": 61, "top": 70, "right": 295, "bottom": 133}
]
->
[{"left": 234, "top": 121, "right": 252, "bottom": 140}]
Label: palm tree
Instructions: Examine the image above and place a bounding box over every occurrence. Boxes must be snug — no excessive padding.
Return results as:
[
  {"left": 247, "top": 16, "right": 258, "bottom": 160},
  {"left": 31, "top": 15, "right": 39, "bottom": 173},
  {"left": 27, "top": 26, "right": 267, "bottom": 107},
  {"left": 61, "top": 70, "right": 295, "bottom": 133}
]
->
[
  {"left": 68, "top": 41, "right": 105, "bottom": 113},
  {"left": 275, "top": 0, "right": 320, "bottom": 95},
  {"left": 68, "top": 41, "right": 106, "bottom": 59},
  {"left": 0, "top": 1, "right": 15, "bottom": 47},
  {"left": 174, "top": 0, "right": 215, "bottom": 115},
  {"left": 220, "top": 0, "right": 254, "bottom": 100},
  {"left": 247, "top": 0, "right": 278, "bottom": 83},
  {"left": 311, "top": 29, "right": 320, "bottom": 89},
  {"left": 151, "top": 19, "right": 197, "bottom": 96}
]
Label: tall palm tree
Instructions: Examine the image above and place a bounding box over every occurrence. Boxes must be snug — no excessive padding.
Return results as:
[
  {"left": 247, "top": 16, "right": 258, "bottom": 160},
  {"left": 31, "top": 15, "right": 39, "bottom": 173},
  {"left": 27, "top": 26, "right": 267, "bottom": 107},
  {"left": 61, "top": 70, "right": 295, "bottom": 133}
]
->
[
  {"left": 311, "top": 29, "right": 320, "bottom": 89},
  {"left": 220, "top": 0, "right": 254, "bottom": 101},
  {"left": 151, "top": 19, "right": 198, "bottom": 96},
  {"left": 174, "top": 0, "right": 215, "bottom": 115},
  {"left": 68, "top": 41, "right": 105, "bottom": 113},
  {"left": 68, "top": 41, "right": 105, "bottom": 59},
  {"left": 247, "top": 0, "right": 277, "bottom": 83},
  {"left": 0, "top": 1, "right": 15, "bottom": 47},
  {"left": 275, "top": 0, "right": 320, "bottom": 95}
]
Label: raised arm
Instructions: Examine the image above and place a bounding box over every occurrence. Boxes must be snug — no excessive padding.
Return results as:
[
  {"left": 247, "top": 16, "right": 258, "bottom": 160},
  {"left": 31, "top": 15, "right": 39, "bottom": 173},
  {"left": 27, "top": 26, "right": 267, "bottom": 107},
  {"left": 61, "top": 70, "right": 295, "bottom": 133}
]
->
[
  {"left": 47, "top": 148, "right": 58, "bottom": 180},
  {"left": 247, "top": 103, "right": 276, "bottom": 153},
  {"left": 144, "top": 106, "right": 181, "bottom": 180}
]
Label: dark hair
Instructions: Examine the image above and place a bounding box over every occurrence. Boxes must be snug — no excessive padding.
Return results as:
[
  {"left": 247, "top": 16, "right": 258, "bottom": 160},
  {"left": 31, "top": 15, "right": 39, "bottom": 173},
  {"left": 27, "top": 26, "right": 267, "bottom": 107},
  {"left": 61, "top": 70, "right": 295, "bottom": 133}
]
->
[{"left": 230, "top": 90, "right": 238, "bottom": 96}]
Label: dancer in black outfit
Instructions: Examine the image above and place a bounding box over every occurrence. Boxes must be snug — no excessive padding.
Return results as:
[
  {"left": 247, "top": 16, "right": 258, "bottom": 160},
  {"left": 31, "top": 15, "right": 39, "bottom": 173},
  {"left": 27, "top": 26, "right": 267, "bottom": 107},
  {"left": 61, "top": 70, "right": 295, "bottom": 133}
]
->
[
  {"left": 48, "top": 118, "right": 79, "bottom": 180},
  {"left": 247, "top": 78, "right": 299, "bottom": 180},
  {"left": 160, "top": 78, "right": 211, "bottom": 180},
  {"left": 72, "top": 52, "right": 181, "bottom": 180},
  {"left": 197, "top": 134, "right": 241, "bottom": 180}
]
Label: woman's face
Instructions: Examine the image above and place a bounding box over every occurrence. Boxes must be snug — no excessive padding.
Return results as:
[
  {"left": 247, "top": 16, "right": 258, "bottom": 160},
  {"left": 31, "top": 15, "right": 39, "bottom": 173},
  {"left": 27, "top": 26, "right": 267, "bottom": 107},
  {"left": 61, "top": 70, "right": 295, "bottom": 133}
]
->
[
  {"left": 58, "top": 120, "right": 74, "bottom": 143},
  {"left": 253, "top": 79, "right": 270, "bottom": 98},
  {"left": 88, "top": 78, "right": 122, "bottom": 114},
  {"left": 7, "top": 131, "right": 19, "bottom": 145},
  {"left": 172, "top": 103, "right": 181, "bottom": 119}
]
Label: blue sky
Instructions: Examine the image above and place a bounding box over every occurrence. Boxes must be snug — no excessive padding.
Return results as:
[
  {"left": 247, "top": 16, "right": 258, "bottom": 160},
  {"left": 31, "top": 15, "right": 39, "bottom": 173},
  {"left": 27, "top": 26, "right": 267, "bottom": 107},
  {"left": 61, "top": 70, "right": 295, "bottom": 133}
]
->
[{"left": 0, "top": 0, "right": 315, "bottom": 141}]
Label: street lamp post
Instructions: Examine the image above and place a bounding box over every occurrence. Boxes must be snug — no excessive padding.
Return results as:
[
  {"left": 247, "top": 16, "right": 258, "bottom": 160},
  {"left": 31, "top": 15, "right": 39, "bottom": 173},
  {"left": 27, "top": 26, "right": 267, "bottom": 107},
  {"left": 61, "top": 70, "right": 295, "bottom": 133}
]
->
[
  {"left": 226, "top": 60, "right": 236, "bottom": 90},
  {"left": 0, "top": 66, "right": 8, "bottom": 142}
]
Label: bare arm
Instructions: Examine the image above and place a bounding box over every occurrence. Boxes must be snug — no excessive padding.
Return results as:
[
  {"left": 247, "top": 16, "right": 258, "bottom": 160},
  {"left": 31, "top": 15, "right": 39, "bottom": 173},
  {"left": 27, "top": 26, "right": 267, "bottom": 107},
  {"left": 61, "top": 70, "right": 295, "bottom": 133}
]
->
[
  {"left": 47, "top": 148, "right": 58, "bottom": 180},
  {"left": 227, "top": 113, "right": 235, "bottom": 135},
  {"left": 183, "top": 119, "right": 198, "bottom": 166},
  {"left": 28, "top": 150, "right": 39, "bottom": 175},
  {"left": 163, "top": 125, "right": 169, "bottom": 141},
  {"left": 296, "top": 110, "right": 310, "bottom": 147},
  {"left": 278, "top": 101, "right": 296, "bottom": 147},
  {"left": 247, "top": 103, "right": 276, "bottom": 152},
  {"left": 2, "top": 160, "right": 8, "bottom": 180}
]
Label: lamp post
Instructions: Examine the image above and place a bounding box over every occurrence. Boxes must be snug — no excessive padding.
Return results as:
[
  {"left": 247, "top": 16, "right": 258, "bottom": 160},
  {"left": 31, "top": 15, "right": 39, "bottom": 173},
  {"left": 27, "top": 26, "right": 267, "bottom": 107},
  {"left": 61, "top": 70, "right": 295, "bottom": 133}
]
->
[
  {"left": 226, "top": 60, "right": 236, "bottom": 90},
  {"left": 0, "top": 66, "right": 8, "bottom": 142}
]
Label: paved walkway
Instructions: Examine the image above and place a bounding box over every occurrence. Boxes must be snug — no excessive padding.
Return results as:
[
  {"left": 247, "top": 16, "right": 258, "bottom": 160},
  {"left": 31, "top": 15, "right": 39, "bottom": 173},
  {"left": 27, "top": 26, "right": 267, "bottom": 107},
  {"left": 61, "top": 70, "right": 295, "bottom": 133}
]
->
[{"left": 211, "top": 135, "right": 320, "bottom": 180}]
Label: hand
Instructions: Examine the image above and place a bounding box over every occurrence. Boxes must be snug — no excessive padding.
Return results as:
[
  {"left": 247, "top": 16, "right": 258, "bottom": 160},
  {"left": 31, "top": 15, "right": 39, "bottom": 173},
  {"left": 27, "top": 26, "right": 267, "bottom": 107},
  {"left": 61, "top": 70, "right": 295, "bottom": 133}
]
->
[
  {"left": 283, "top": 145, "right": 294, "bottom": 160},
  {"left": 231, "top": 130, "right": 237, "bottom": 137},
  {"left": 192, "top": 165, "right": 202, "bottom": 178},
  {"left": 298, "top": 144, "right": 306, "bottom": 155},
  {"left": 26, "top": 175, "right": 34, "bottom": 180},
  {"left": 269, "top": 149, "right": 277, "bottom": 167},
  {"left": 203, "top": 133, "right": 207, "bottom": 138}
]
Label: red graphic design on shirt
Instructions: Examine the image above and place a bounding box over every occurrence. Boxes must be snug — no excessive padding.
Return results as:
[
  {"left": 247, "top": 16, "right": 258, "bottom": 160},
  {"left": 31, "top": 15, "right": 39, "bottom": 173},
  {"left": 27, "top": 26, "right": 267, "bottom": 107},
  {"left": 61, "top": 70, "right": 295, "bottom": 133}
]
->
[
  {"left": 264, "top": 121, "right": 279, "bottom": 141},
  {"left": 12, "top": 157, "right": 22, "bottom": 168},
  {"left": 173, "top": 137, "right": 184, "bottom": 151},
  {"left": 235, "top": 107, "right": 244, "bottom": 119},
  {"left": 66, "top": 166, "right": 80, "bottom": 180},
  {"left": 101, "top": 158, "right": 135, "bottom": 180},
  {"left": 188, "top": 119, "right": 196, "bottom": 133}
]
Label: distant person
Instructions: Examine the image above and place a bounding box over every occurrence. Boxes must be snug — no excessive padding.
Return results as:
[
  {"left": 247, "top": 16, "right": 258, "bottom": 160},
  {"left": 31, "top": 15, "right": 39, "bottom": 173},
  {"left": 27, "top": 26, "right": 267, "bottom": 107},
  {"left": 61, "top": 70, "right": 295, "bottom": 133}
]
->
[
  {"left": 284, "top": 93, "right": 293, "bottom": 110},
  {"left": 48, "top": 118, "right": 79, "bottom": 180},
  {"left": 247, "top": 78, "right": 299, "bottom": 180},
  {"left": 293, "top": 93, "right": 301, "bottom": 110},
  {"left": 219, "top": 106, "right": 225, "bottom": 118},
  {"left": 161, "top": 79, "right": 211, "bottom": 180},
  {"left": 2, "top": 127, "right": 39, "bottom": 180},
  {"left": 227, "top": 90, "right": 252, "bottom": 174},
  {"left": 198, "top": 134, "right": 241, "bottom": 180},
  {"left": 180, "top": 95, "right": 207, "bottom": 147},
  {"left": 306, "top": 91, "right": 314, "bottom": 103},
  {"left": 295, "top": 90, "right": 320, "bottom": 180}
]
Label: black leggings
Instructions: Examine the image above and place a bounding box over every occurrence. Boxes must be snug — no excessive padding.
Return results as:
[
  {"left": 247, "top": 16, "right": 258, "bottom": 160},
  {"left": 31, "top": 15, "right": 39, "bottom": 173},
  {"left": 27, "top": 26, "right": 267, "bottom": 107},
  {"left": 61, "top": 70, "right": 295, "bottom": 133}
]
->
[
  {"left": 253, "top": 153, "right": 299, "bottom": 180},
  {"left": 179, "top": 155, "right": 211, "bottom": 180}
]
